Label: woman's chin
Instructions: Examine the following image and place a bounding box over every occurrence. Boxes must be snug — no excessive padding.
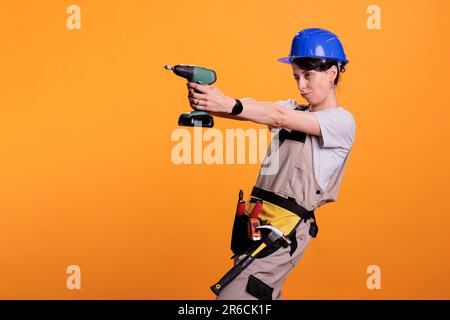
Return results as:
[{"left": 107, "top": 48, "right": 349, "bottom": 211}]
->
[{"left": 303, "top": 97, "right": 313, "bottom": 105}]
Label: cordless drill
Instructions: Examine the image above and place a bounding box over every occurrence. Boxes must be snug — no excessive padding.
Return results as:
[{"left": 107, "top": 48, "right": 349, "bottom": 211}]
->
[{"left": 164, "top": 64, "right": 217, "bottom": 127}]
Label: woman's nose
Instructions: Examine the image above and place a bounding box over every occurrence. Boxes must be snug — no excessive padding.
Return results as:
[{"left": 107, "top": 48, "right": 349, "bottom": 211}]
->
[{"left": 298, "top": 78, "right": 307, "bottom": 90}]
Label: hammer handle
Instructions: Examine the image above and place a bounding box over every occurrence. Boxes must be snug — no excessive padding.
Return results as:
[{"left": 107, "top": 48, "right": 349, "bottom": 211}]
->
[
  {"left": 210, "top": 243, "right": 267, "bottom": 296},
  {"left": 210, "top": 254, "right": 255, "bottom": 296}
]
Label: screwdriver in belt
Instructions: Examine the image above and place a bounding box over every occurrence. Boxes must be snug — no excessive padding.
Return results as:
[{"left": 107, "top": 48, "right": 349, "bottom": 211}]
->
[{"left": 248, "top": 200, "right": 263, "bottom": 241}]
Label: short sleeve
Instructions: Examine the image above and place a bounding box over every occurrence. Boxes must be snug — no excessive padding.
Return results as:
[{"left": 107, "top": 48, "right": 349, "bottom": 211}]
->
[{"left": 313, "top": 107, "right": 355, "bottom": 149}]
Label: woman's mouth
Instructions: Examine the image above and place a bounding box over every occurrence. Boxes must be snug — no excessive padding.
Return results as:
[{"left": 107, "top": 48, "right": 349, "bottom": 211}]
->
[{"left": 301, "top": 92, "right": 311, "bottom": 97}]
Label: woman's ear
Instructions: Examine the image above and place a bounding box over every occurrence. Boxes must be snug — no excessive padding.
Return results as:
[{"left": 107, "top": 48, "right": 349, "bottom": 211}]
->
[{"left": 327, "top": 65, "right": 338, "bottom": 82}]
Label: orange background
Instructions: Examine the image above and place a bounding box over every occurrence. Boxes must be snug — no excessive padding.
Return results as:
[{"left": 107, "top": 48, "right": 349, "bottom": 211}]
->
[{"left": 0, "top": 0, "right": 449, "bottom": 299}]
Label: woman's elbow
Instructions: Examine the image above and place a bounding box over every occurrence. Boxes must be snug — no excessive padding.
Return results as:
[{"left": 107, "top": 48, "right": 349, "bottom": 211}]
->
[{"left": 270, "top": 106, "right": 286, "bottom": 128}]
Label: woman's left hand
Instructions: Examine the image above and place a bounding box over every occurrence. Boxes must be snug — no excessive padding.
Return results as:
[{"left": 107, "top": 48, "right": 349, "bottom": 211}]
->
[{"left": 187, "top": 82, "right": 236, "bottom": 113}]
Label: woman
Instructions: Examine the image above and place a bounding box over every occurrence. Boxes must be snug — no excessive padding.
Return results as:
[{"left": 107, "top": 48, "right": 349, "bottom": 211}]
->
[{"left": 188, "top": 28, "right": 356, "bottom": 300}]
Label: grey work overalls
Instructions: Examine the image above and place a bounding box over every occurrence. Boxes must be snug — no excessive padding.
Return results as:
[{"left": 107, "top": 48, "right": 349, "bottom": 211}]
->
[{"left": 217, "top": 104, "right": 352, "bottom": 300}]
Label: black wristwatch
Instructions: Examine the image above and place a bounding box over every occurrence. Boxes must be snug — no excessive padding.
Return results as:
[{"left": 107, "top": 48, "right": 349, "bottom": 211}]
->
[{"left": 230, "top": 99, "right": 243, "bottom": 115}]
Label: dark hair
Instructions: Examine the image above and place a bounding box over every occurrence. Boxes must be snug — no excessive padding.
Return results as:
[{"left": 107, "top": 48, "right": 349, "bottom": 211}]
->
[{"left": 292, "top": 57, "right": 346, "bottom": 86}]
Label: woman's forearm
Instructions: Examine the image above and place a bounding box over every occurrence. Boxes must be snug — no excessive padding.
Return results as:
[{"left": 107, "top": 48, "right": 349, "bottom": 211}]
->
[
  {"left": 208, "top": 98, "right": 282, "bottom": 126},
  {"left": 206, "top": 98, "right": 256, "bottom": 121},
  {"left": 238, "top": 100, "right": 284, "bottom": 127}
]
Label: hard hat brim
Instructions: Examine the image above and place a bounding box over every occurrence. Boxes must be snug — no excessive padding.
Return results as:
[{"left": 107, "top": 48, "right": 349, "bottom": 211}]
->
[
  {"left": 277, "top": 57, "right": 292, "bottom": 64},
  {"left": 278, "top": 56, "right": 349, "bottom": 65}
]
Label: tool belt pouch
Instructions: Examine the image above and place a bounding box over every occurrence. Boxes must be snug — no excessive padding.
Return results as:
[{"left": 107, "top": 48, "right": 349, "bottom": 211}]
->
[
  {"left": 230, "top": 213, "right": 285, "bottom": 258},
  {"left": 230, "top": 201, "right": 293, "bottom": 259},
  {"left": 230, "top": 213, "right": 254, "bottom": 256}
]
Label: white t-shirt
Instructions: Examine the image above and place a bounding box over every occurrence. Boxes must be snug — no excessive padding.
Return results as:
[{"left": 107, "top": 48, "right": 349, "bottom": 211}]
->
[{"left": 275, "top": 99, "right": 356, "bottom": 190}]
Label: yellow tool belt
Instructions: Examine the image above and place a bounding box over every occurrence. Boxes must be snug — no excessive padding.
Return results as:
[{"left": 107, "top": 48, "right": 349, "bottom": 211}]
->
[{"left": 230, "top": 187, "right": 318, "bottom": 259}]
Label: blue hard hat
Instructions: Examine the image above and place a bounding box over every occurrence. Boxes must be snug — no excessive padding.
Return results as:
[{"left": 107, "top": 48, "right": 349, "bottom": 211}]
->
[{"left": 278, "top": 28, "right": 349, "bottom": 65}]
